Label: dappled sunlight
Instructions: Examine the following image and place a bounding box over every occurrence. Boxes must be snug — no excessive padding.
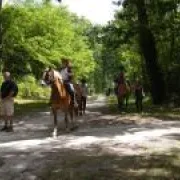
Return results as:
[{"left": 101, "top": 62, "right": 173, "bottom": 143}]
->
[
  {"left": 1, "top": 98, "right": 180, "bottom": 179},
  {"left": 127, "top": 168, "right": 171, "bottom": 178},
  {"left": 1, "top": 123, "right": 180, "bottom": 158}
]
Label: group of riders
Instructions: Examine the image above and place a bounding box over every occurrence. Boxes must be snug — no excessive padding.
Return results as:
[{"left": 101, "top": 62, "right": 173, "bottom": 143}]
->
[
  {"left": 113, "top": 71, "right": 144, "bottom": 112},
  {"left": 43, "top": 58, "right": 144, "bottom": 113},
  {"left": 43, "top": 58, "right": 88, "bottom": 114},
  {"left": 0, "top": 57, "right": 144, "bottom": 134},
  {"left": 0, "top": 58, "right": 88, "bottom": 134}
]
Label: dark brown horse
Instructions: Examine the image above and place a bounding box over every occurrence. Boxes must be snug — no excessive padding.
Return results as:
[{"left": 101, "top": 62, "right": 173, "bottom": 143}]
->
[
  {"left": 74, "top": 83, "right": 83, "bottom": 116},
  {"left": 117, "top": 82, "right": 131, "bottom": 110},
  {"left": 42, "top": 69, "right": 79, "bottom": 137}
]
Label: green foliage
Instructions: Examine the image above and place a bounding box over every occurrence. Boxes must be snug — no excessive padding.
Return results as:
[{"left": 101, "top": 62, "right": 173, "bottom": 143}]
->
[
  {"left": 0, "top": 4, "right": 95, "bottom": 80},
  {"left": 0, "top": 74, "right": 50, "bottom": 99},
  {"left": 2, "top": 0, "right": 180, "bottom": 101},
  {"left": 17, "top": 75, "right": 50, "bottom": 99},
  {"left": 99, "top": 0, "right": 180, "bottom": 103},
  {"left": 0, "top": 3, "right": 97, "bottom": 98}
]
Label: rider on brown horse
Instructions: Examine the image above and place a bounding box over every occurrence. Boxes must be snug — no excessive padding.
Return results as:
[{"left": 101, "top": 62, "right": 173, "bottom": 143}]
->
[
  {"left": 118, "top": 72, "right": 125, "bottom": 84},
  {"left": 59, "top": 58, "right": 78, "bottom": 107}
]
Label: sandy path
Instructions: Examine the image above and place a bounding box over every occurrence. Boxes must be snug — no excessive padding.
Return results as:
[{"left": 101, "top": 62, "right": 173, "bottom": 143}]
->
[{"left": 1, "top": 97, "right": 180, "bottom": 180}]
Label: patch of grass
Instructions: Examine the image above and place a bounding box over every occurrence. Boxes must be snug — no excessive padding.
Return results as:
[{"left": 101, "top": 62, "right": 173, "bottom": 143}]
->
[
  {"left": 14, "top": 99, "right": 49, "bottom": 116},
  {"left": 13, "top": 94, "right": 99, "bottom": 117},
  {"left": 107, "top": 95, "right": 150, "bottom": 112},
  {"left": 107, "top": 95, "right": 180, "bottom": 120}
]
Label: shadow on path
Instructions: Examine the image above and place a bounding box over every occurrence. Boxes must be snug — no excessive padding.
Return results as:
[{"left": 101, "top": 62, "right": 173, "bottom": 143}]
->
[{"left": 1, "top": 98, "right": 180, "bottom": 179}]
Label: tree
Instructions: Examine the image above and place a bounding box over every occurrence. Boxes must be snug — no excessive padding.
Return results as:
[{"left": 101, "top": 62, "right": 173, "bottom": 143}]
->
[
  {"left": 0, "top": 4, "right": 95, "bottom": 80},
  {"left": 112, "top": 0, "right": 166, "bottom": 104},
  {"left": 135, "top": 0, "right": 166, "bottom": 104}
]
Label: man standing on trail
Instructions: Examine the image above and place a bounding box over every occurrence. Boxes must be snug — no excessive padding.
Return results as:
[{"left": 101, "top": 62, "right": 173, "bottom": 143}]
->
[
  {"left": 118, "top": 72, "right": 125, "bottom": 84},
  {"left": 80, "top": 79, "right": 88, "bottom": 114},
  {"left": 59, "top": 58, "right": 78, "bottom": 107},
  {"left": 134, "top": 79, "right": 144, "bottom": 112},
  {"left": 0, "top": 71, "right": 18, "bottom": 132}
]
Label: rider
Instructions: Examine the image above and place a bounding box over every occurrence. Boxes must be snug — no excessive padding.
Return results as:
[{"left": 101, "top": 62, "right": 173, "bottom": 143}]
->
[
  {"left": 134, "top": 79, "right": 144, "bottom": 112},
  {"left": 59, "top": 58, "right": 78, "bottom": 107},
  {"left": 118, "top": 72, "right": 125, "bottom": 84},
  {"left": 80, "top": 79, "right": 88, "bottom": 113}
]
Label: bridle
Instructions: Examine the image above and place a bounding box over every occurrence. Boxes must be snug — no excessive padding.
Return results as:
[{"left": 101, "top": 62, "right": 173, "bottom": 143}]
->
[
  {"left": 43, "top": 70, "right": 54, "bottom": 85},
  {"left": 43, "top": 69, "right": 63, "bottom": 85}
]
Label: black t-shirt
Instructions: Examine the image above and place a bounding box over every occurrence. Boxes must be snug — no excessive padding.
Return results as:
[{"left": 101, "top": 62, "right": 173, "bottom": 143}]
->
[
  {"left": 135, "top": 86, "right": 143, "bottom": 99},
  {"left": 1, "top": 80, "right": 18, "bottom": 99}
]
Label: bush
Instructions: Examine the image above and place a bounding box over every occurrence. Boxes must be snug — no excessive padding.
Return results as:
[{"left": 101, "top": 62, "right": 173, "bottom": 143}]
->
[
  {"left": 0, "top": 74, "right": 49, "bottom": 100},
  {"left": 0, "top": 75, "right": 3, "bottom": 85},
  {"left": 17, "top": 75, "right": 50, "bottom": 99}
]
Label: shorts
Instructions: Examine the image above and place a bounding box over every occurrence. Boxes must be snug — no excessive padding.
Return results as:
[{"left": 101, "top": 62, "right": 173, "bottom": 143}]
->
[{"left": 0, "top": 98, "right": 14, "bottom": 116}]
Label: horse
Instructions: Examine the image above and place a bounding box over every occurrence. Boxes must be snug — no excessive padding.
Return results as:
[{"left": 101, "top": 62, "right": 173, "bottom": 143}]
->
[
  {"left": 42, "top": 68, "right": 79, "bottom": 137},
  {"left": 117, "top": 81, "right": 131, "bottom": 110},
  {"left": 73, "top": 82, "right": 83, "bottom": 116}
]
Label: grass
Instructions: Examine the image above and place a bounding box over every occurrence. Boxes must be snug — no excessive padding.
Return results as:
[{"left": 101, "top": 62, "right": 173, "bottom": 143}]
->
[
  {"left": 13, "top": 95, "right": 99, "bottom": 117},
  {"left": 14, "top": 98, "right": 49, "bottom": 116},
  {"left": 107, "top": 95, "right": 180, "bottom": 120}
]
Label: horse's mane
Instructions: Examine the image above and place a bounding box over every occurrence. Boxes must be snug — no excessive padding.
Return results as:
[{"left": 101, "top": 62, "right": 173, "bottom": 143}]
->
[
  {"left": 51, "top": 69, "right": 67, "bottom": 100},
  {"left": 53, "top": 69, "right": 63, "bottom": 81}
]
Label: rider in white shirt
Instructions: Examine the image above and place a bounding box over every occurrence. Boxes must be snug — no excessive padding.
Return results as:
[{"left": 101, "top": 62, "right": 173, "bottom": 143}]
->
[{"left": 59, "top": 58, "right": 77, "bottom": 106}]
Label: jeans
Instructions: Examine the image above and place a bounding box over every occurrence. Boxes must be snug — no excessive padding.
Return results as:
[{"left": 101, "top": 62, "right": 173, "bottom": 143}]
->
[
  {"left": 64, "top": 82, "right": 74, "bottom": 96},
  {"left": 64, "top": 82, "right": 77, "bottom": 105}
]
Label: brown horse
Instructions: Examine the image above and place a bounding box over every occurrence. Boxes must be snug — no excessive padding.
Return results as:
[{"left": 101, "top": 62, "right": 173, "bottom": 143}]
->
[
  {"left": 74, "top": 83, "right": 83, "bottom": 116},
  {"left": 117, "top": 81, "right": 131, "bottom": 110},
  {"left": 42, "top": 69, "right": 78, "bottom": 137}
]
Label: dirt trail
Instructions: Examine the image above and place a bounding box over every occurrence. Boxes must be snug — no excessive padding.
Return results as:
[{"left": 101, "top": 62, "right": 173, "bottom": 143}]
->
[{"left": 1, "top": 96, "right": 180, "bottom": 180}]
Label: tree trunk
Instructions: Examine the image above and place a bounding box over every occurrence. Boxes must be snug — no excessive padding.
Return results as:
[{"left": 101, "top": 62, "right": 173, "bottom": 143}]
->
[
  {"left": 0, "top": 0, "right": 3, "bottom": 71},
  {"left": 136, "top": 0, "right": 166, "bottom": 104}
]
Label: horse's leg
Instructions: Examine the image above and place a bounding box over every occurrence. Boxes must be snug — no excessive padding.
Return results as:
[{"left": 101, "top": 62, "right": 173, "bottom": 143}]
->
[
  {"left": 52, "top": 108, "right": 58, "bottom": 137},
  {"left": 71, "top": 105, "right": 79, "bottom": 130},
  {"left": 69, "top": 106, "right": 76, "bottom": 130},
  {"left": 140, "top": 98, "right": 143, "bottom": 112},
  {"left": 83, "top": 97, "right": 87, "bottom": 114},
  {"left": 74, "top": 105, "right": 78, "bottom": 117},
  {"left": 65, "top": 111, "right": 70, "bottom": 132},
  {"left": 126, "top": 94, "right": 129, "bottom": 110},
  {"left": 80, "top": 96, "right": 83, "bottom": 115},
  {"left": 136, "top": 97, "right": 139, "bottom": 112},
  {"left": 117, "top": 96, "right": 121, "bottom": 109},
  {"left": 126, "top": 96, "right": 128, "bottom": 109},
  {"left": 121, "top": 97, "right": 125, "bottom": 110},
  {"left": 74, "top": 95, "right": 79, "bottom": 116}
]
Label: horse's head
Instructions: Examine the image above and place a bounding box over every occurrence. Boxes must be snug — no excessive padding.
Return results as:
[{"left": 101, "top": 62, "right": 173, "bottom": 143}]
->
[
  {"left": 41, "top": 68, "right": 53, "bottom": 85},
  {"left": 42, "top": 68, "right": 62, "bottom": 86}
]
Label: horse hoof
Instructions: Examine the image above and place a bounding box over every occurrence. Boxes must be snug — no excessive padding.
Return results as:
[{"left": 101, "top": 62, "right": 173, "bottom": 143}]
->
[
  {"left": 52, "top": 129, "right": 58, "bottom": 138},
  {"left": 70, "top": 125, "right": 79, "bottom": 131},
  {"left": 52, "top": 133, "right": 57, "bottom": 138},
  {"left": 65, "top": 128, "right": 71, "bottom": 133}
]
